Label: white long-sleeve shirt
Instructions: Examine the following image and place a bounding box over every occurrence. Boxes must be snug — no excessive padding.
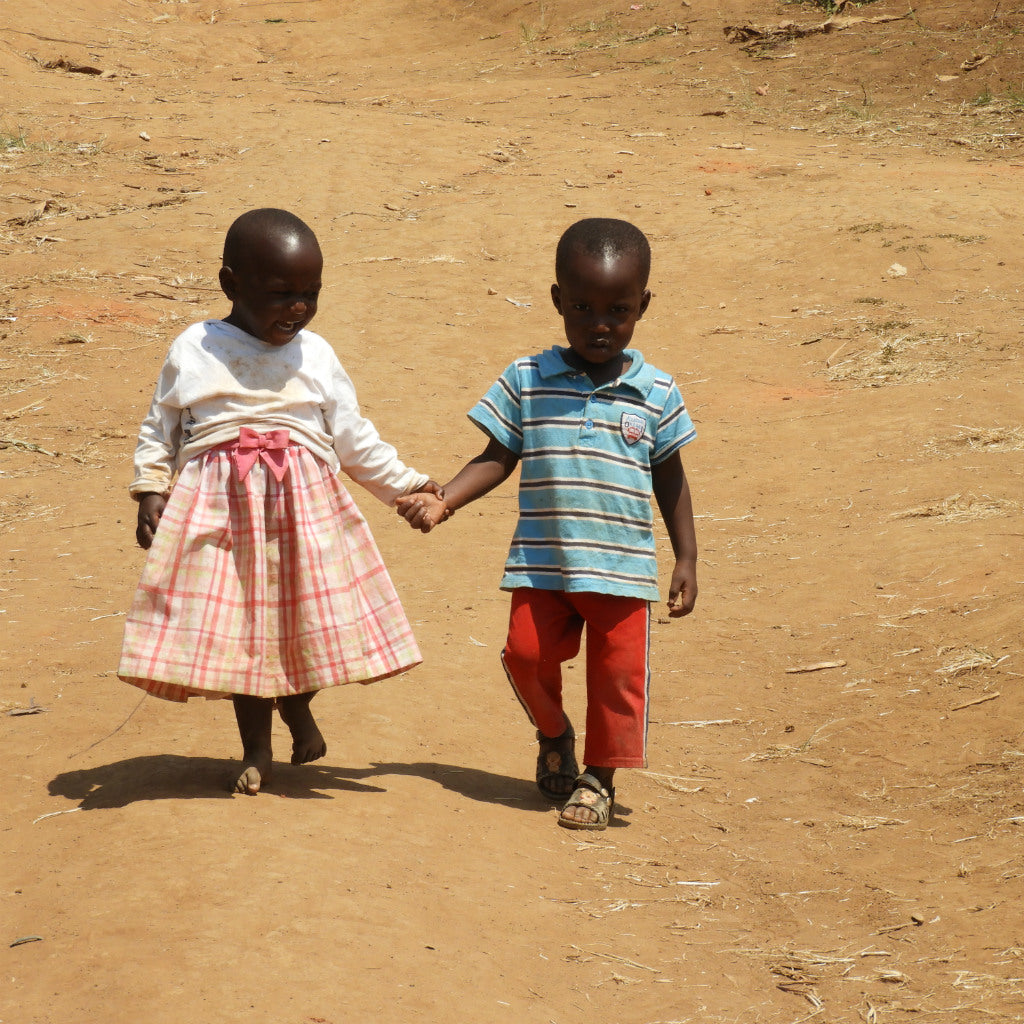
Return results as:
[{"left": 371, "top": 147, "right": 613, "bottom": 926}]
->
[{"left": 131, "top": 320, "right": 428, "bottom": 505}]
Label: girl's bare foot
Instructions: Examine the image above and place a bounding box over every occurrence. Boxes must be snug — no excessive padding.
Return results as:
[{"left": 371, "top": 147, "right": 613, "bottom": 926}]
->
[
  {"left": 277, "top": 692, "right": 327, "bottom": 765},
  {"left": 234, "top": 755, "right": 272, "bottom": 795},
  {"left": 232, "top": 694, "right": 275, "bottom": 795}
]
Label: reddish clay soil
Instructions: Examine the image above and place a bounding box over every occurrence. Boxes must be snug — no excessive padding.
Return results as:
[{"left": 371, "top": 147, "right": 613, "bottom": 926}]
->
[{"left": 3, "top": 2, "right": 1023, "bottom": 1021}]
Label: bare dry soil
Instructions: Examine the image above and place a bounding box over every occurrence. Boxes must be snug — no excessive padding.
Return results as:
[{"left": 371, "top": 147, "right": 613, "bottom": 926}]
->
[{"left": 2, "top": 1, "right": 1023, "bottom": 1022}]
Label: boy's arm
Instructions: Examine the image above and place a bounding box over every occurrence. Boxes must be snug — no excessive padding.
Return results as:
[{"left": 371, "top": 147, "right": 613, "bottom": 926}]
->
[
  {"left": 397, "top": 436, "right": 519, "bottom": 532},
  {"left": 651, "top": 451, "right": 698, "bottom": 617}
]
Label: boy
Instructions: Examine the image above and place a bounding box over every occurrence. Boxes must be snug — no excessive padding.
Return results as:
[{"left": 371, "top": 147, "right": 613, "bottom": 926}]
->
[{"left": 398, "top": 218, "right": 698, "bottom": 829}]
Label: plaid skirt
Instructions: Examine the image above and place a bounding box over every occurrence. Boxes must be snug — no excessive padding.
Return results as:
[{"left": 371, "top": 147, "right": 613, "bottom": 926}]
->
[{"left": 118, "top": 439, "right": 422, "bottom": 702}]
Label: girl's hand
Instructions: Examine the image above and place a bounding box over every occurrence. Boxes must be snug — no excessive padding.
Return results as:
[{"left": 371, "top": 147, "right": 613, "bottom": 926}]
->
[
  {"left": 136, "top": 493, "right": 167, "bottom": 549},
  {"left": 667, "top": 559, "right": 698, "bottom": 618},
  {"left": 396, "top": 490, "right": 449, "bottom": 533}
]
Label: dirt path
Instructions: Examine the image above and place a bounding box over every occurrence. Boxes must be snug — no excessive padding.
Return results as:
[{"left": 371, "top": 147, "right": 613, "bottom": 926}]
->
[{"left": 3, "top": 1, "right": 1023, "bottom": 1021}]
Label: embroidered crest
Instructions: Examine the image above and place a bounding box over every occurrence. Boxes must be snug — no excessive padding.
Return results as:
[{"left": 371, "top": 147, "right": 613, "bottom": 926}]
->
[{"left": 620, "top": 412, "right": 646, "bottom": 445}]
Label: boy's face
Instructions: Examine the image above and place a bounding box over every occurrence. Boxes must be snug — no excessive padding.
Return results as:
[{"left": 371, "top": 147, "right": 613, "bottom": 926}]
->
[
  {"left": 551, "top": 251, "right": 651, "bottom": 371},
  {"left": 220, "top": 233, "right": 323, "bottom": 347}
]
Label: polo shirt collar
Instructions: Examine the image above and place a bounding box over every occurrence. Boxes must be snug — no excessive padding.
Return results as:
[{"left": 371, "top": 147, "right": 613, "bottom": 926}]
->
[{"left": 538, "top": 346, "right": 656, "bottom": 397}]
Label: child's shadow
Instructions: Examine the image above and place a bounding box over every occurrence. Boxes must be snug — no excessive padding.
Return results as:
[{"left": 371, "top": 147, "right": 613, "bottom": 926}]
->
[
  {"left": 49, "top": 756, "right": 538, "bottom": 810},
  {"left": 312, "top": 761, "right": 630, "bottom": 822},
  {"left": 47, "top": 754, "right": 386, "bottom": 810}
]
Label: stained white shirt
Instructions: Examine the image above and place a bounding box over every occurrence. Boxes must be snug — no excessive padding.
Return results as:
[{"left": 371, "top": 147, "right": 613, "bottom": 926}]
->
[{"left": 131, "top": 320, "right": 428, "bottom": 505}]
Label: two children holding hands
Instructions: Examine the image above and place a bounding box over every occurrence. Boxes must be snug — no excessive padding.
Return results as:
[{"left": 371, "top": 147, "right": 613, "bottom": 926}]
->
[{"left": 121, "top": 210, "right": 697, "bottom": 830}]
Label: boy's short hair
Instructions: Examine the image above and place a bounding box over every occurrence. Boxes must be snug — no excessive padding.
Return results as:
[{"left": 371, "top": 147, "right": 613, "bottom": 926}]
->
[
  {"left": 223, "top": 208, "right": 318, "bottom": 268},
  {"left": 555, "top": 218, "right": 651, "bottom": 286}
]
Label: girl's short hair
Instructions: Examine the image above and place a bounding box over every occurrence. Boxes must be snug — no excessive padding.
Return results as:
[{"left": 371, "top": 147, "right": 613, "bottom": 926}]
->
[{"left": 223, "top": 208, "right": 318, "bottom": 267}]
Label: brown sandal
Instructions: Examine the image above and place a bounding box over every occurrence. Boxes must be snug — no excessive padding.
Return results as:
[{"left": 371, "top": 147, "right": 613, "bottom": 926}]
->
[
  {"left": 557, "top": 773, "right": 615, "bottom": 831},
  {"left": 536, "top": 724, "right": 578, "bottom": 801}
]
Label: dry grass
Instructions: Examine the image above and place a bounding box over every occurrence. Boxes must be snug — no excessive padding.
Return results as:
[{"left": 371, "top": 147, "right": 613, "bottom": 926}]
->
[
  {"left": 892, "top": 493, "right": 1021, "bottom": 522},
  {"left": 825, "top": 329, "right": 970, "bottom": 386},
  {"left": 0, "top": 497, "right": 63, "bottom": 531},
  {"left": 926, "top": 425, "right": 1024, "bottom": 458},
  {"left": 937, "top": 645, "right": 1008, "bottom": 677}
]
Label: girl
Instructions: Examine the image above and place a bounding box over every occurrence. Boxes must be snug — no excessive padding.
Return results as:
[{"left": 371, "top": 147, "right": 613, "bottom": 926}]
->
[{"left": 119, "top": 208, "right": 437, "bottom": 795}]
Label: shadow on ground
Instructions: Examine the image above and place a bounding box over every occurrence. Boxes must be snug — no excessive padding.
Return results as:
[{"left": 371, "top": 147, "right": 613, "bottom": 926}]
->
[{"left": 46, "top": 755, "right": 571, "bottom": 811}]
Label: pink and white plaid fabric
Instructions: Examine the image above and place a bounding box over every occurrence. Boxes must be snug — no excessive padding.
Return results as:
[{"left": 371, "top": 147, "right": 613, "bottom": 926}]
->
[{"left": 119, "top": 437, "right": 421, "bottom": 702}]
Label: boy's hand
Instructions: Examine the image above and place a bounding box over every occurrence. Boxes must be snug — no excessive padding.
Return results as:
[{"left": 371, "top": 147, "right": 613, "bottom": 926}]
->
[
  {"left": 396, "top": 489, "right": 449, "bottom": 533},
  {"left": 136, "top": 493, "right": 167, "bottom": 550},
  {"left": 667, "top": 559, "right": 698, "bottom": 617}
]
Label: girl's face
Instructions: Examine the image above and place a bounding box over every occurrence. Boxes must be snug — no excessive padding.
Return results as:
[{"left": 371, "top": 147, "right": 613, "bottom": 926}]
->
[
  {"left": 220, "top": 234, "right": 323, "bottom": 347},
  {"left": 551, "top": 251, "right": 651, "bottom": 378}
]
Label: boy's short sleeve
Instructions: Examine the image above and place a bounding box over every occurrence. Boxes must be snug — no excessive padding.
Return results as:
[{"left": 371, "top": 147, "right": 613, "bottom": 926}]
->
[
  {"left": 651, "top": 378, "right": 696, "bottom": 465},
  {"left": 467, "top": 361, "right": 524, "bottom": 456}
]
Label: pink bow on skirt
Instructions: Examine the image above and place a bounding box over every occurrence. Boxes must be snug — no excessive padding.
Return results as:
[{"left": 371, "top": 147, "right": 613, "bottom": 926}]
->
[{"left": 231, "top": 427, "right": 290, "bottom": 482}]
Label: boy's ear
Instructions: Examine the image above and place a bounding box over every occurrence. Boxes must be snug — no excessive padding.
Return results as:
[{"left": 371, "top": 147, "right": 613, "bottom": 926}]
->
[
  {"left": 550, "top": 282, "right": 562, "bottom": 313},
  {"left": 218, "top": 265, "right": 236, "bottom": 299},
  {"left": 638, "top": 288, "right": 652, "bottom": 318}
]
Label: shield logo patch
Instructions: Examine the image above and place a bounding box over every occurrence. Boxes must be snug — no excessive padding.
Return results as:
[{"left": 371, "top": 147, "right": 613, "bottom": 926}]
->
[{"left": 620, "top": 412, "right": 646, "bottom": 445}]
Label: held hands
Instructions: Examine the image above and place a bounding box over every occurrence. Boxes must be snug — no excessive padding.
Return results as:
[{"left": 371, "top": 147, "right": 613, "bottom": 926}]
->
[
  {"left": 667, "top": 559, "right": 698, "bottom": 618},
  {"left": 136, "top": 493, "right": 167, "bottom": 549},
  {"left": 396, "top": 482, "right": 450, "bottom": 534}
]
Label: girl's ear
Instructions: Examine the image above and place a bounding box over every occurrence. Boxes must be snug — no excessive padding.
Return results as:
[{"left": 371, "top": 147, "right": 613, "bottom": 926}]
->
[
  {"left": 550, "top": 282, "right": 562, "bottom": 313},
  {"left": 218, "top": 265, "right": 236, "bottom": 299},
  {"left": 638, "top": 288, "right": 652, "bottom": 318}
]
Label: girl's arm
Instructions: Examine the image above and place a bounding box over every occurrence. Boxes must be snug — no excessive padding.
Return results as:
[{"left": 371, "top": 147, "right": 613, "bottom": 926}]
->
[
  {"left": 323, "top": 358, "right": 432, "bottom": 505},
  {"left": 130, "top": 355, "right": 181, "bottom": 548},
  {"left": 135, "top": 493, "right": 167, "bottom": 550},
  {"left": 396, "top": 436, "right": 519, "bottom": 532},
  {"left": 651, "top": 451, "right": 698, "bottom": 617}
]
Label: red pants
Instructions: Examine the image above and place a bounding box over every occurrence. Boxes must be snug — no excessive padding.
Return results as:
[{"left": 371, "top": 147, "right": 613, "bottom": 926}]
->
[{"left": 501, "top": 588, "right": 651, "bottom": 768}]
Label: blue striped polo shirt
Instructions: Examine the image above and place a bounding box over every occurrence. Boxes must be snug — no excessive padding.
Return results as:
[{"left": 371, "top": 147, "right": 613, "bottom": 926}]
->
[{"left": 469, "top": 346, "right": 696, "bottom": 601}]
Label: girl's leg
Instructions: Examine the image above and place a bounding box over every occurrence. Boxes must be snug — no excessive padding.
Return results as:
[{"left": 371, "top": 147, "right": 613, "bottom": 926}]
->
[
  {"left": 277, "top": 691, "right": 327, "bottom": 765},
  {"left": 231, "top": 695, "right": 275, "bottom": 795}
]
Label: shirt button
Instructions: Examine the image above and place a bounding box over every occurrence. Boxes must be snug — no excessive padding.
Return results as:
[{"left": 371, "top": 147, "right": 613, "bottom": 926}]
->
[{"left": 584, "top": 419, "right": 593, "bottom": 429}]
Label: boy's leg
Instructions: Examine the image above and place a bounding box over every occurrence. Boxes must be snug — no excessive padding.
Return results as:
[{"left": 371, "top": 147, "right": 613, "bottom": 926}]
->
[
  {"left": 501, "top": 588, "right": 584, "bottom": 736},
  {"left": 560, "top": 594, "right": 650, "bottom": 827},
  {"left": 501, "top": 588, "right": 584, "bottom": 796},
  {"left": 277, "top": 691, "right": 327, "bottom": 765},
  {"left": 580, "top": 593, "right": 651, "bottom": 769},
  {"left": 231, "top": 694, "right": 275, "bottom": 795}
]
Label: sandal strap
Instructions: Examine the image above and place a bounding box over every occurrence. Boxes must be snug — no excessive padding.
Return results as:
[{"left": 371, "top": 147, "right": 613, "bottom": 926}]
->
[
  {"left": 573, "top": 772, "right": 612, "bottom": 799},
  {"left": 536, "top": 724, "right": 574, "bottom": 742}
]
